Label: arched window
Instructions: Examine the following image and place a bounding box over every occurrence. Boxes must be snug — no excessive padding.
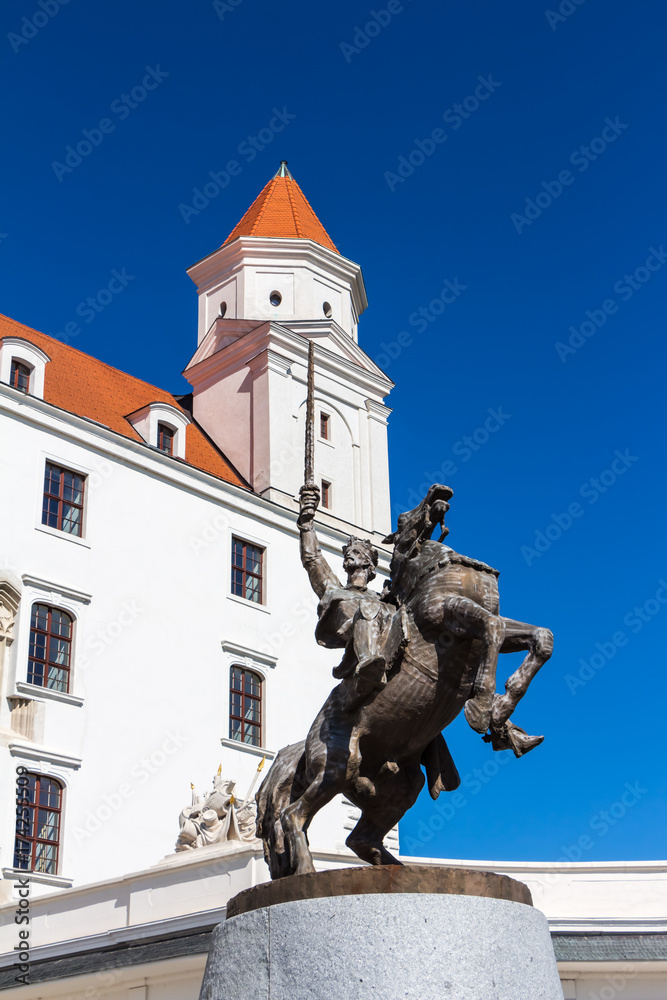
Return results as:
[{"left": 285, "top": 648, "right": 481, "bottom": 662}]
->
[
  {"left": 28, "top": 604, "right": 73, "bottom": 692},
  {"left": 10, "top": 359, "right": 31, "bottom": 393},
  {"left": 229, "top": 666, "right": 262, "bottom": 746},
  {"left": 14, "top": 772, "right": 63, "bottom": 875}
]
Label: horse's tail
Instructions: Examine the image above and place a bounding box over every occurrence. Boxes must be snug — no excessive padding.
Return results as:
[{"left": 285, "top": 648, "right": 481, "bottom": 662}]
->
[{"left": 256, "top": 740, "right": 308, "bottom": 879}]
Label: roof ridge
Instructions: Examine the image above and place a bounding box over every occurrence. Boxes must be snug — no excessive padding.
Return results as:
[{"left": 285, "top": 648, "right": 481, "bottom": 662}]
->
[
  {"left": 249, "top": 177, "right": 278, "bottom": 237},
  {"left": 293, "top": 181, "right": 338, "bottom": 252},
  {"left": 284, "top": 177, "right": 304, "bottom": 239}
]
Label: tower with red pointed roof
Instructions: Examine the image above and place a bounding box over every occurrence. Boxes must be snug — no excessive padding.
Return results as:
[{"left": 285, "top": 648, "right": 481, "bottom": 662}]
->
[
  {"left": 187, "top": 161, "right": 366, "bottom": 344},
  {"left": 184, "top": 162, "right": 393, "bottom": 535}
]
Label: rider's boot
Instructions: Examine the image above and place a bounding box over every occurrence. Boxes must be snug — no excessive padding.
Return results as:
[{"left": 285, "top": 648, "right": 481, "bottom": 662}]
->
[
  {"left": 342, "top": 656, "right": 386, "bottom": 712},
  {"left": 484, "top": 720, "right": 544, "bottom": 758},
  {"left": 463, "top": 696, "right": 493, "bottom": 734},
  {"left": 356, "top": 654, "right": 387, "bottom": 692},
  {"left": 332, "top": 645, "right": 356, "bottom": 679}
]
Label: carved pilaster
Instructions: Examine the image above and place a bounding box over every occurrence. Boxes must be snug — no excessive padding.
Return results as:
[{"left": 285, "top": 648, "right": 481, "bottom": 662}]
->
[
  {"left": 8, "top": 697, "right": 39, "bottom": 742},
  {"left": 0, "top": 579, "right": 21, "bottom": 705}
]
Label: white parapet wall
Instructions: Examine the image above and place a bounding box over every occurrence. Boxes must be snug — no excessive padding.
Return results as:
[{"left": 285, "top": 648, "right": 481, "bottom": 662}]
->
[{"left": 0, "top": 851, "right": 665, "bottom": 999}]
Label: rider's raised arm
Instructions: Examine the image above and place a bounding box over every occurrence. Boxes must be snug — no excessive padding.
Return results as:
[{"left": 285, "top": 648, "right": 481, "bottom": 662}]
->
[{"left": 298, "top": 485, "right": 339, "bottom": 598}]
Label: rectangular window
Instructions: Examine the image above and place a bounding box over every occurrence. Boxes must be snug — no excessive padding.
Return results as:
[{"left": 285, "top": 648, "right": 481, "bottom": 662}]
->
[
  {"left": 320, "top": 413, "right": 330, "bottom": 440},
  {"left": 42, "top": 462, "right": 85, "bottom": 537},
  {"left": 231, "top": 538, "right": 264, "bottom": 604},
  {"left": 157, "top": 423, "right": 174, "bottom": 455},
  {"left": 10, "top": 360, "right": 31, "bottom": 393},
  {"left": 14, "top": 774, "right": 62, "bottom": 875},
  {"left": 229, "top": 666, "right": 262, "bottom": 746},
  {"left": 321, "top": 480, "right": 331, "bottom": 509}
]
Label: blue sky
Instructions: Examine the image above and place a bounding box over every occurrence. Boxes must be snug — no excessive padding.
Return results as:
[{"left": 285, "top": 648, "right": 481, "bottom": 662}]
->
[{"left": 2, "top": 0, "right": 666, "bottom": 862}]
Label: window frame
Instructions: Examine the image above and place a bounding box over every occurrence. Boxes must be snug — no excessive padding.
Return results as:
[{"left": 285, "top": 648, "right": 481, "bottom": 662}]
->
[
  {"left": 230, "top": 536, "right": 265, "bottom": 606},
  {"left": 0, "top": 338, "right": 50, "bottom": 398},
  {"left": 27, "top": 603, "right": 73, "bottom": 694},
  {"left": 228, "top": 665, "right": 262, "bottom": 748},
  {"left": 13, "top": 772, "right": 63, "bottom": 876},
  {"left": 320, "top": 412, "right": 330, "bottom": 441},
  {"left": 10, "top": 359, "right": 31, "bottom": 393},
  {"left": 321, "top": 479, "right": 332, "bottom": 509},
  {"left": 41, "top": 461, "right": 86, "bottom": 538},
  {"left": 157, "top": 422, "right": 175, "bottom": 455}
]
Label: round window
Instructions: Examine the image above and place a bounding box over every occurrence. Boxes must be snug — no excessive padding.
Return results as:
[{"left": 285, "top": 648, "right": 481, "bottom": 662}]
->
[
  {"left": 323, "top": 301, "right": 332, "bottom": 318},
  {"left": 269, "top": 291, "right": 282, "bottom": 307},
  {"left": 219, "top": 301, "right": 227, "bottom": 318}
]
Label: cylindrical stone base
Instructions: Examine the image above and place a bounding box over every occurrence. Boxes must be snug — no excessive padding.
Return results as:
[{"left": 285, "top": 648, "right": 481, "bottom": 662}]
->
[{"left": 199, "top": 867, "right": 563, "bottom": 1000}]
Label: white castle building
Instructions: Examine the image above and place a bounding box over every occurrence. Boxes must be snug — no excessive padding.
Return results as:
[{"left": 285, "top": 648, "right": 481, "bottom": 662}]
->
[{"left": 0, "top": 164, "right": 664, "bottom": 999}]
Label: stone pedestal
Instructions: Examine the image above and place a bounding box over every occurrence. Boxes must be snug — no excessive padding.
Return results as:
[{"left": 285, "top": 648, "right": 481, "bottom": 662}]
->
[{"left": 198, "top": 865, "right": 563, "bottom": 1000}]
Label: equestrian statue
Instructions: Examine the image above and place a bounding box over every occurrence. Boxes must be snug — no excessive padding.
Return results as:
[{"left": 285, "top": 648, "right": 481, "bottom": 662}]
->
[{"left": 256, "top": 345, "right": 553, "bottom": 880}]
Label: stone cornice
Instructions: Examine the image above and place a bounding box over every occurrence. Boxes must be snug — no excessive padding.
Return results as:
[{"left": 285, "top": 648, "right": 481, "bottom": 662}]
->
[
  {"left": 8, "top": 741, "right": 82, "bottom": 769},
  {"left": 21, "top": 574, "right": 92, "bottom": 604},
  {"left": 186, "top": 236, "right": 368, "bottom": 320},
  {"left": 246, "top": 350, "right": 292, "bottom": 379},
  {"left": 365, "top": 399, "right": 393, "bottom": 423},
  {"left": 184, "top": 322, "right": 393, "bottom": 401},
  {"left": 220, "top": 639, "right": 278, "bottom": 668}
]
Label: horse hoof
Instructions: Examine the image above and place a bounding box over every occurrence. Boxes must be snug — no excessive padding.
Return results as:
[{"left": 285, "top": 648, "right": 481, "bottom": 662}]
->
[{"left": 294, "top": 862, "right": 317, "bottom": 876}]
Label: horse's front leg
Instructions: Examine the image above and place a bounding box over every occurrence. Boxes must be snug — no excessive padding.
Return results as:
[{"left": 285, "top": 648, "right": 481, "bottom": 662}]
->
[
  {"left": 434, "top": 595, "right": 506, "bottom": 734},
  {"left": 280, "top": 772, "right": 337, "bottom": 876},
  {"left": 280, "top": 732, "right": 348, "bottom": 876},
  {"left": 492, "top": 619, "right": 553, "bottom": 727}
]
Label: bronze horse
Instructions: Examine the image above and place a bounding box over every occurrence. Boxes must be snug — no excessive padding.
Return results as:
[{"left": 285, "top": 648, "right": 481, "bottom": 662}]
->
[{"left": 257, "top": 485, "right": 553, "bottom": 879}]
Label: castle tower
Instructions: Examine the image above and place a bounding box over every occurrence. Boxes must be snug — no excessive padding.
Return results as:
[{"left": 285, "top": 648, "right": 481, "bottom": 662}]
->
[{"left": 184, "top": 163, "right": 393, "bottom": 536}]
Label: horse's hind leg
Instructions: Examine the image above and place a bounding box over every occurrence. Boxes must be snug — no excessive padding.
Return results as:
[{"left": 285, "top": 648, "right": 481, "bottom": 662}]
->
[
  {"left": 492, "top": 619, "right": 553, "bottom": 727},
  {"left": 434, "top": 596, "right": 506, "bottom": 733},
  {"left": 346, "top": 763, "right": 423, "bottom": 866}
]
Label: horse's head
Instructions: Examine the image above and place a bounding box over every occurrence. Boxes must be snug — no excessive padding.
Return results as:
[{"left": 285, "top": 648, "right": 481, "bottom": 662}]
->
[{"left": 383, "top": 485, "right": 454, "bottom": 565}]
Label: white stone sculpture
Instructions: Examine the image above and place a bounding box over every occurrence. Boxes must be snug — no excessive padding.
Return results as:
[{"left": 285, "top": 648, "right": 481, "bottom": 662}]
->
[
  {"left": 175, "top": 770, "right": 258, "bottom": 852},
  {"left": 0, "top": 580, "right": 20, "bottom": 645}
]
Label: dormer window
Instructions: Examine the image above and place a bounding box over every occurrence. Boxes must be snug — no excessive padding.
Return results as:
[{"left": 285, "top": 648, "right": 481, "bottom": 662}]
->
[
  {"left": 157, "top": 423, "right": 175, "bottom": 455},
  {"left": 10, "top": 360, "right": 31, "bottom": 393},
  {"left": 125, "top": 402, "right": 190, "bottom": 460},
  {"left": 0, "top": 338, "right": 50, "bottom": 398}
]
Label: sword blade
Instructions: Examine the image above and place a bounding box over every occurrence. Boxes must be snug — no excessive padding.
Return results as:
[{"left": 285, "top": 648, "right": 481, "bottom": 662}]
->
[{"left": 305, "top": 340, "right": 315, "bottom": 486}]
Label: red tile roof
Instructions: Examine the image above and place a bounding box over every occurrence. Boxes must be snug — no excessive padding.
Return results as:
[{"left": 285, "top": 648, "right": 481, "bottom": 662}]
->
[
  {"left": 0, "top": 313, "right": 247, "bottom": 488},
  {"left": 223, "top": 165, "right": 339, "bottom": 253}
]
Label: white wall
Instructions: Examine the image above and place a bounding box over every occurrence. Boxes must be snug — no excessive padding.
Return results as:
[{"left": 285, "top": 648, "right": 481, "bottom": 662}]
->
[{"left": 0, "top": 387, "right": 391, "bottom": 895}]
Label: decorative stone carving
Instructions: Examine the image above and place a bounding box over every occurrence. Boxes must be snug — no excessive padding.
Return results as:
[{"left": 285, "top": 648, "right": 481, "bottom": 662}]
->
[
  {"left": 0, "top": 580, "right": 20, "bottom": 644},
  {"left": 175, "top": 770, "right": 258, "bottom": 852}
]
